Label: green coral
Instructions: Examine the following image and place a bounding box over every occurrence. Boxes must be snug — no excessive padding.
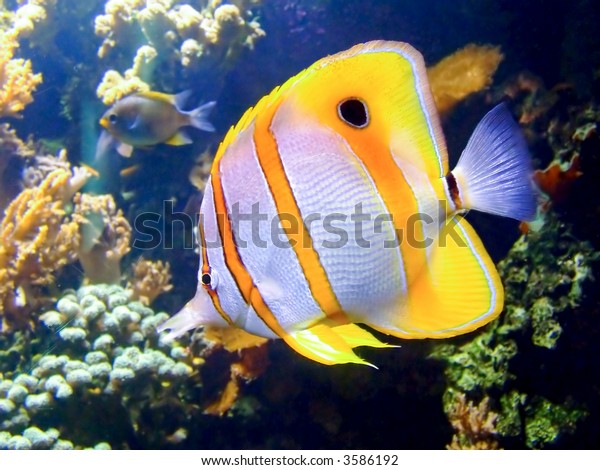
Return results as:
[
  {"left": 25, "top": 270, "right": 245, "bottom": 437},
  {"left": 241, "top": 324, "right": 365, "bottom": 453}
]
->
[
  {"left": 496, "top": 390, "right": 526, "bottom": 438},
  {"left": 530, "top": 297, "right": 562, "bottom": 349},
  {"left": 432, "top": 211, "right": 596, "bottom": 447},
  {"left": 0, "top": 284, "right": 200, "bottom": 449},
  {"left": 432, "top": 335, "right": 518, "bottom": 392},
  {"left": 524, "top": 398, "right": 586, "bottom": 449}
]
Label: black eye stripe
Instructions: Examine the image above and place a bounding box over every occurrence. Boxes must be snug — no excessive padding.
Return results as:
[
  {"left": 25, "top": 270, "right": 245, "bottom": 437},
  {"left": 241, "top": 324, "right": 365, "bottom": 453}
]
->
[{"left": 337, "top": 98, "right": 369, "bottom": 128}]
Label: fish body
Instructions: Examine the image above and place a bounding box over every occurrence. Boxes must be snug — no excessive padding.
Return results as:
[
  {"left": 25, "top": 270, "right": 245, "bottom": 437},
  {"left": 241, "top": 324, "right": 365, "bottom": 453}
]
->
[
  {"left": 98, "top": 91, "right": 215, "bottom": 158},
  {"left": 158, "top": 41, "right": 536, "bottom": 366}
]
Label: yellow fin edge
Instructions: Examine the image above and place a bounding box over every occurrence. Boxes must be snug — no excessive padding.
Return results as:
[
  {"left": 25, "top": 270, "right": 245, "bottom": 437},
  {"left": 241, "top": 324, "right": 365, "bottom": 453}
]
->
[{"left": 282, "top": 323, "right": 397, "bottom": 367}]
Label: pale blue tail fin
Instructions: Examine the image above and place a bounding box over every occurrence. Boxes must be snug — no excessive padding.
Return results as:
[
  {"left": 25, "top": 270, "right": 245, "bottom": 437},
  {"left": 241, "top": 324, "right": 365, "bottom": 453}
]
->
[
  {"left": 451, "top": 103, "right": 536, "bottom": 221},
  {"left": 188, "top": 101, "right": 216, "bottom": 132}
]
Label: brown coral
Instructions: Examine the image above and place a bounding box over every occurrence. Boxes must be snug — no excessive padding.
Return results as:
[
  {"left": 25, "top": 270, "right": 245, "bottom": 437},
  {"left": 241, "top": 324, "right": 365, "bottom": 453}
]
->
[
  {"left": 0, "top": 167, "right": 92, "bottom": 326},
  {"left": 534, "top": 154, "right": 583, "bottom": 205},
  {"left": 204, "top": 325, "right": 268, "bottom": 353},
  {"left": 204, "top": 342, "right": 269, "bottom": 416},
  {"left": 447, "top": 393, "right": 500, "bottom": 449},
  {"left": 0, "top": 29, "right": 43, "bottom": 118},
  {"left": 428, "top": 44, "right": 503, "bottom": 115},
  {"left": 128, "top": 258, "right": 173, "bottom": 305},
  {"left": 202, "top": 325, "right": 269, "bottom": 416}
]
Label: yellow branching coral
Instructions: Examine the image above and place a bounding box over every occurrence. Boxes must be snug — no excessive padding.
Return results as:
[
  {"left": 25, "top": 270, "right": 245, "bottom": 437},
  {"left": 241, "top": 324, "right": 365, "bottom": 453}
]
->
[
  {"left": 95, "top": 0, "right": 147, "bottom": 59},
  {"left": 73, "top": 193, "right": 132, "bottom": 284},
  {"left": 128, "top": 258, "right": 173, "bottom": 305},
  {"left": 0, "top": 29, "right": 43, "bottom": 118},
  {"left": 96, "top": 69, "right": 151, "bottom": 106},
  {"left": 95, "top": 0, "right": 265, "bottom": 103},
  {"left": 0, "top": 123, "right": 34, "bottom": 164},
  {"left": 0, "top": 167, "right": 92, "bottom": 325},
  {"left": 0, "top": 123, "right": 35, "bottom": 210},
  {"left": 96, "top": 44, "right": 157, "bottom": 105},
  {"left": 175, "top": 2, "right": 265, "bottom": 69},
  {"left": 20, "top": 149, "right": 76, "bottom": 188},
  {"left": 428, "top": 44, "right": 503, "bottom": 115},
  {"left": 11, "top": 0, "right": 57, "bottom": 39}
]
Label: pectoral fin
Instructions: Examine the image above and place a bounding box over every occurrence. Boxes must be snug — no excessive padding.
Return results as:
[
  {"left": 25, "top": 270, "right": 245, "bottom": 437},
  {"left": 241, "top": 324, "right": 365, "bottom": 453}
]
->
[{"left": 116, "top": 142, "right": 134, "bottom": 157}]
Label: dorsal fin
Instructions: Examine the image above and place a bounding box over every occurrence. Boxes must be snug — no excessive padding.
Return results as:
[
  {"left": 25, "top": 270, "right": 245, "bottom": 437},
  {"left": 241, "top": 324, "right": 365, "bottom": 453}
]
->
[
  {"left": 213, "top": 55, "right": 328, "bottom": 167},
  {"left": 137, "top": 91, "right": 175, "bottom": 104}
]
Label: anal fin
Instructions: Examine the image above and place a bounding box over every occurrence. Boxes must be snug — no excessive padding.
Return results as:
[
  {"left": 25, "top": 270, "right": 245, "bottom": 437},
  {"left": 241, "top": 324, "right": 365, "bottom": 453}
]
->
[
  {"left": 283, "top": 324, "right": 376, "bottom": 367},
  {"left": 165, "top": 130, "right": 192, "bottom": 146}
]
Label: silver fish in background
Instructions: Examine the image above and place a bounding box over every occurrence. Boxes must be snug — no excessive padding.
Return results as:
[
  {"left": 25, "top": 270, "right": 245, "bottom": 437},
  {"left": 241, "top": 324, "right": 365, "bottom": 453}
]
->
[{"left": 95, "top": 90, "right": 216, "bottom": 159}]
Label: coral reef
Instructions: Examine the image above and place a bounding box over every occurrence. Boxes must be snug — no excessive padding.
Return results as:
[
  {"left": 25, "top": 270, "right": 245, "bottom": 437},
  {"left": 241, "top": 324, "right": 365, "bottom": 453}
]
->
[
  {"left": 9, "top": 0, "right": 57, "bottom": 40},
  {"left": 0, "top": 284, "right": 269, "bottom": 448},
  {"left": 201, "top": 326, "right": 268, "bottom": 416},
  {"left": 0, "top": 0, "right": 598, "bottom": 450},
  {"left": 95, "top": 49, "right": 154, "bottom": 106},
  {"left": 432, "top": 77, "right": 600, "bottom": 447},
  {"left": 0, "top": 284, "right": 187, "bottom": 448},
  {"left": 0, "top": 30, "right": 42, "bottom": 118},
  {"left": 446, "top": 393, "right": 499, "bottom": 449},
  {"left": 73, "top": 193, "right": 132, "bottom": 285},
  {"left": 0, "top": 165, "right": 92, "bottom": 327},
  {"left": 0, "top": 123, "right": 34, "bottom": 211},
  {"left": 534, "top": 155, "right": 582, "bottom": 206},
  {"left": 432, "top": 209, "right": 595, "bottom": 448},
  {"left": 127, "top": 258, "right": 173, "bottom": 306},
  {"left": 428, "top": 44, "right": 503, "bottom": 115},
  {"left": 0, "top": 148, "right": 134, "bottom": 327},
  {"left": 204, "top": 341, "right": 269, "bottom": 416},
  {"left": 95, "top": 0, "right": 265, "bottom": 105}
]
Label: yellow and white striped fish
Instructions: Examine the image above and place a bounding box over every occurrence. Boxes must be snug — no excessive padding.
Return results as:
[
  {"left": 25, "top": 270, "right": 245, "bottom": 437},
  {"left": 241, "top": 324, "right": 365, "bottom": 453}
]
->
[{"left": 158, "top": 41, "right": 535, "bottom": 366}]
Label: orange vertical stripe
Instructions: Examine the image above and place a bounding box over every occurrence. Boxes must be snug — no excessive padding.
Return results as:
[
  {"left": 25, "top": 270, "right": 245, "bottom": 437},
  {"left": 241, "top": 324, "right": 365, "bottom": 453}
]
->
[
  {"left": 290, "top": 101, "right": 428, "bottom": 293},
  {"left": 210, "top": 168, "right": 290, "bottom": 338},
  {"left": 253, "top": 104, "right": 348, "bottom": 325}
]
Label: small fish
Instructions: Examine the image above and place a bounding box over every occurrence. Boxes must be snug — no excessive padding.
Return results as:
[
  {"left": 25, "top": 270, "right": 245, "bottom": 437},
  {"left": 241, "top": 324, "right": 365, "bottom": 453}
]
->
[
  {"left": 158, "top": 41, "right": 536, "bottom": 366},
  {"left": 97, "top": 90, "right": 216, "bottom": 158}
]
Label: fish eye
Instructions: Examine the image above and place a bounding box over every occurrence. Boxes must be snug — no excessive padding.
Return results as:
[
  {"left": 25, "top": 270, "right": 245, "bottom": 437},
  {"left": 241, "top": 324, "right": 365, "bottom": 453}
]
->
[
  {"left": 337, "top": 98, "right": 369, "bottom": 128},
  {"left": 201, "top": 273, "right": 212, "bottom": 286},
  {"left": 200, "top": 270, "right": 219, "bottom": 290},
  {"left": 108, "top": 113, "right": 118, "bottom": 124}
]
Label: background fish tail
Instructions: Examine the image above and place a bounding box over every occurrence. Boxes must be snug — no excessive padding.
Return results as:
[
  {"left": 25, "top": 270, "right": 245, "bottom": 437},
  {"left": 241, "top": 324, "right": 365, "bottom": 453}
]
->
[{"left": 188, "top": 101, "right": 217, "bottom": 132}]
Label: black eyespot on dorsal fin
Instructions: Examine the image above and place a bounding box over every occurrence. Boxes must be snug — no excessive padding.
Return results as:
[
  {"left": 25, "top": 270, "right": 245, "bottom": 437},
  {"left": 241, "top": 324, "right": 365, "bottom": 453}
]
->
[{"left": 338, "top": 98, "right": 369, "bottom": 128}]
